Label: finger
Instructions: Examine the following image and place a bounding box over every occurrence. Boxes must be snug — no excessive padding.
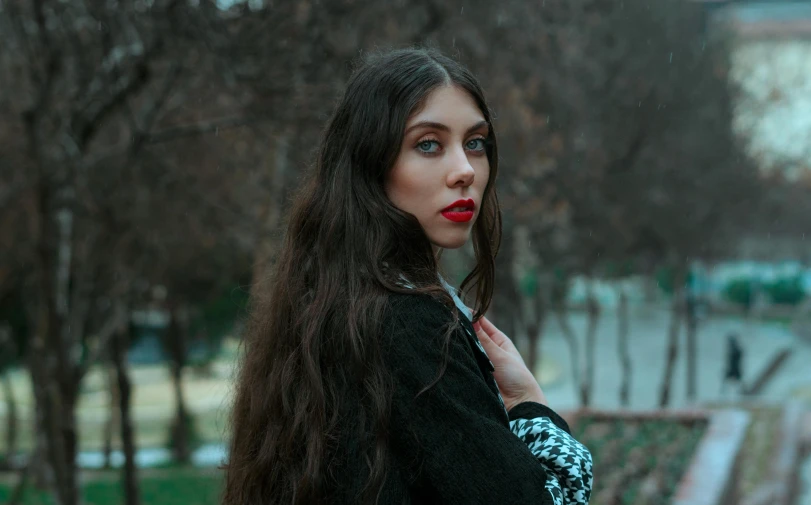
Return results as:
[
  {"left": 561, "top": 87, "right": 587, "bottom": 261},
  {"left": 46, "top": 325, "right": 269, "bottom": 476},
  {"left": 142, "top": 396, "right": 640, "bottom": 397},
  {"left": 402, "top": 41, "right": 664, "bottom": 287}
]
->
[
  {"left": 480, "top": 316, "right": 520, "bottom": 355},
  {"left": 480, "top": 316, "right": 509, "bottom": 347},
  {"left": 474, "top": 324, "right": 506, "bottom": 359}
]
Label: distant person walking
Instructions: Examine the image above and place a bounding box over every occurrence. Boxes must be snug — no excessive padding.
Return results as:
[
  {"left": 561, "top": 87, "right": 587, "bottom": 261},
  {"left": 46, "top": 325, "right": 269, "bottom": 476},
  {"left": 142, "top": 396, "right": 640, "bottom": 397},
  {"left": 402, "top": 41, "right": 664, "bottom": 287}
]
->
[{"left": 721, "top": 333, "right": 745, "bottom": 398}]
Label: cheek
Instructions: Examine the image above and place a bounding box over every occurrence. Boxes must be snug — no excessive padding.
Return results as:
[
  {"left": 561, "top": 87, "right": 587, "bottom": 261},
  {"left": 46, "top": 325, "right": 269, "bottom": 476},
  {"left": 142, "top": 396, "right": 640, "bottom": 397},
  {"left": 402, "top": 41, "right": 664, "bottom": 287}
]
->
[
  {"left": 388, "top": 157, "right": 429, "bottom": 198},
  {"left": 385, "top": 165, "right": 420, "bottom": 211},
  {"left": 383, "top": 175, "right": 395, "bottom": 201},
  {"left": 477, "top": 161, "right": 491, "bottom": 190}
]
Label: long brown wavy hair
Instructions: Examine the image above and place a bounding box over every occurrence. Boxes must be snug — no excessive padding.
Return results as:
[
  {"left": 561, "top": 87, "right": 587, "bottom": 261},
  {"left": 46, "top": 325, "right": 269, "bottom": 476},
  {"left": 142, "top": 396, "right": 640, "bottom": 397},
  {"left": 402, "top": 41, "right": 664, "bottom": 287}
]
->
[{"left": 222, "top": 47, "right": 502, "bottom": 505}]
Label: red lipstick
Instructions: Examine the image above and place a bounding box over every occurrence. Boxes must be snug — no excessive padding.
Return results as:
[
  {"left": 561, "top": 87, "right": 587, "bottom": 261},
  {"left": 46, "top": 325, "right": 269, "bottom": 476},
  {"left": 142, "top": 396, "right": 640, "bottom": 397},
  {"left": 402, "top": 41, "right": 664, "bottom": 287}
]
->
[{"left": 441, "top": 198, "right": 475, "bottom": 223}]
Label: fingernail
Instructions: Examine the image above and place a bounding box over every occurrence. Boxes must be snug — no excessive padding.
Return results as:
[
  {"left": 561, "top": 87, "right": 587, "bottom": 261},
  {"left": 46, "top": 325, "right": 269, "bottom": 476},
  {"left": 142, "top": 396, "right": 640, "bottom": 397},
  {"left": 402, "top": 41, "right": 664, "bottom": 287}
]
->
[{"left": 473, "top": 321, "right": 481, "bottom": 332}]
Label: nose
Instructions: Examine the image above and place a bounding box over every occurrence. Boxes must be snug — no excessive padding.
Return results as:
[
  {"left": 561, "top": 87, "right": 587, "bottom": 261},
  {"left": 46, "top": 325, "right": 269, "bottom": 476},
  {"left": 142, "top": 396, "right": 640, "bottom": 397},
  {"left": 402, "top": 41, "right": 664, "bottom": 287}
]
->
[{"left": 446, "top": 147, "right": 475, "bottom": 188}]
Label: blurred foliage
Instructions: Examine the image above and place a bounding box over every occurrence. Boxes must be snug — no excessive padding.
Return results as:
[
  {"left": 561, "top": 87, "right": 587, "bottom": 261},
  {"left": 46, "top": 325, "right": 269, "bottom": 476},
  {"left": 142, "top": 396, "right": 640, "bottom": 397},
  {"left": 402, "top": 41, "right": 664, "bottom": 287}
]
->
[
  {"left": 723, "top": 278, "right": 755, "bottom": 308},
  {"left": 722, "top": 275, "right": 806, "bottom": 306},
  {"left": 191, "top": 286, "right": 250, "bottom": 341},
  {"left": 519, "top": 268, "right": 540, "bottom": 298},
  {"left": 518, "top": 266, "right": 571, "bottom": 305},
  {"left": 764, "top": 276, "right": 806, "bottom": 306},
  {"left": 654, "top": 266, "right": 686, "bottom": 296},
  {"left": 0, "top": 288, "right": 28, "bottom": 369},
  {"left": 186, "top": 285, "right": 251, "bottom": 367},
  {"left": 550, "top": 268, "right": 571, "bottom": 306}
]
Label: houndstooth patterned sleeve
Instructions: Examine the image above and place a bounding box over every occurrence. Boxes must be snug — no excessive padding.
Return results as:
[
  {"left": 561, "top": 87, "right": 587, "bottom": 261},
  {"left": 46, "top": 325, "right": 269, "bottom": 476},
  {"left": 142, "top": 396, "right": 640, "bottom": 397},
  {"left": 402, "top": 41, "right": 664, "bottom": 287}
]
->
[{"left": 510, "top": 415, "right": 593, "bottom": 505}]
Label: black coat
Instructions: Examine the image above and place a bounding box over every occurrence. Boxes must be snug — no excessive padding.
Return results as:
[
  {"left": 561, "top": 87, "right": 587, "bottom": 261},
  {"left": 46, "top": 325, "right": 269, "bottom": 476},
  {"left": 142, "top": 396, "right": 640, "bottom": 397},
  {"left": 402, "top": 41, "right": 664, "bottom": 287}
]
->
[{"left": 330, "top": 292, "right": 593, "bottom": 504}]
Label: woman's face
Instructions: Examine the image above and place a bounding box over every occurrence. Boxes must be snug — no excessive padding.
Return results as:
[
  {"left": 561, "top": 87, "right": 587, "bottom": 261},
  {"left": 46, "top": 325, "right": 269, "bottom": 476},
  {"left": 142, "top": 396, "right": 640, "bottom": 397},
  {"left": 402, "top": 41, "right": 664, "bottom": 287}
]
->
[{"left": 385, "top": 85, "right": 491, "bottom": 252}]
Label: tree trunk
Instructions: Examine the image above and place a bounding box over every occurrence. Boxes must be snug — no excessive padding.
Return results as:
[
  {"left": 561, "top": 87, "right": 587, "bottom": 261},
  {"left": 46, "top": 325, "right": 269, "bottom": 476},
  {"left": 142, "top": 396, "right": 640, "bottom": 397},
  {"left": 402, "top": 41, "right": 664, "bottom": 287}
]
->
[
  {"left": 170, "top": 360, "right": 190, "bottom": 464},
  {"left": 643, "top": 262, "right": 658, "bottom": 304},
  {"left": 28, "top": 323, "right": 73, "bottom": 505},
  {"left": 1, "top": 370, "right": 18, "bottom": 466},
  {"left": 29, "top": 384, "right": 50, "bottom": 490},
  {"left": 111, "top": 314, "right": 140, "bottom": 505},
  {"left": 33, "top": 328, "right": 81, "bottom": 505},
  {"left": 251, "top": 134, "right": 289, "bottom": 291},
  {"left": 525, "top": 319, "right": 542, "bottom": 378},
  {"left": 55, "top": 386, "right": 81, "bottom": 505},
  {"left": 617, "top": 286, "right": 632, "bottom": 407},
  {"left": 0, "top": 324, "right": 19, "bottom": 468},
  {"left": 553, "top": 308, "right": 581, "bottom": 404},
  {"left": 493, "top": 221, "right": 520, "bottom": 338},
  {"left": 580, "top": 279, "right": 601, "bottom": 406},
  {"left": 30, "top": 187, "right": 81, "bottom": 505},
  {"left": 53, "top": 204, "right": 81, "bottom": 505},
  {"left": 102, "top": 365, "right": 120, "bottom": 470},
  {"left": 493, "top": 280, "right": 520, "bottom": 339},
  {"left": 523, "top": 280, "right": 549, "bottom": 377},
  {"left": 685, "top": 293, "right": 698, "bottom": 403},
  {"left": 7, "top": 457, "right": 31, "bottom": 505},
  {"left": 167, "top": 306, "right": 191, "bottom": 465},
  {"left": 32, "top": 366, "right": 81, "bottom": 505},
  {"left": 658, "top": 269, "right": 686, "bottom": 408}
]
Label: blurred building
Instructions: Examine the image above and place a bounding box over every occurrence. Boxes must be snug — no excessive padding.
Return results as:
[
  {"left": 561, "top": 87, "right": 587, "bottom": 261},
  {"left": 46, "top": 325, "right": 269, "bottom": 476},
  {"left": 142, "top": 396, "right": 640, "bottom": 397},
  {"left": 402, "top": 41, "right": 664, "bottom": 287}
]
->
[
  {"left": 712, "top": 1, "right": 811, "bottom": 179},
  {"left": 704, "top": 1, "right": 811, "bottom": 261}
]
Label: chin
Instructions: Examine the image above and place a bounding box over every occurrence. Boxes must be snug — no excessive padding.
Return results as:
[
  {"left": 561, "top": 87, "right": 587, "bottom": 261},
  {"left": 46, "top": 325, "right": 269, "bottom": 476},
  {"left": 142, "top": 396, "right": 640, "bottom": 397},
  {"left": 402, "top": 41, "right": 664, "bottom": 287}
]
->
[{"left": 430, "top": 231, "right": 471, "bottom": 250}]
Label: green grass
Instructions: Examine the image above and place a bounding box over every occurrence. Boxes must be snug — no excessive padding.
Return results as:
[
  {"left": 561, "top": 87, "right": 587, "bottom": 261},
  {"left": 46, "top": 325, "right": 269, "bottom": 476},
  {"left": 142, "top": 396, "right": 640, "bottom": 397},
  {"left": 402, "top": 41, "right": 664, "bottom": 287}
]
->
[{"left": 0, "top": 468, "right": 223, "bottom": 505}]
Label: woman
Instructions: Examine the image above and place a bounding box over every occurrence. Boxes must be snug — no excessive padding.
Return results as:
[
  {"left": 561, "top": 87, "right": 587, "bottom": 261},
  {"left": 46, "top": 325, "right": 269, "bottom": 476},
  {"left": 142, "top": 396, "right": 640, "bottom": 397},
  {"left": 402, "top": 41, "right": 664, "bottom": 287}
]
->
[{"left": 222, "top": 48, "right": 592, "bottom": 505}]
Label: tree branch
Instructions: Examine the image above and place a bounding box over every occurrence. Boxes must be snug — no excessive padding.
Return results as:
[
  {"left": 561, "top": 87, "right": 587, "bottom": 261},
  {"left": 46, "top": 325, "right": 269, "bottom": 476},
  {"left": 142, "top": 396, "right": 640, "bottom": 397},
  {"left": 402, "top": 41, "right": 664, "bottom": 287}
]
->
[
  {"left": 129, "top": 61, "right": 183, "bottom": 155},
  {"left": 144, "top": 115, "right": 267, "bottom": 145},
  {"left": 78, "top": 301, "right": 128, "bottom": 380}
]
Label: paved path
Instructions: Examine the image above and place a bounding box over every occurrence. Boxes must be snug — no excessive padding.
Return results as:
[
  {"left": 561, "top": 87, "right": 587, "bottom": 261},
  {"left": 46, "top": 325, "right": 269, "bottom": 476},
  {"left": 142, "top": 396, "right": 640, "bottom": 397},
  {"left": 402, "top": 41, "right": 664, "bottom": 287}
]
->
[
  {"left": 531, "top": 305, "right": 811, "bottom": 411},
  {"left": 527, "top": 304, "right": 811, "bottom": 503}
]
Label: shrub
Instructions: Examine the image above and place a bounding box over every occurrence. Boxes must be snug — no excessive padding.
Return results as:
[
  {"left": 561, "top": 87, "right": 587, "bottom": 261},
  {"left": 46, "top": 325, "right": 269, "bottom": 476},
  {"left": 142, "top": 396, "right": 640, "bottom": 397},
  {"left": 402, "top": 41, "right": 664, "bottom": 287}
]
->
[
  {"left": 764, "top": 276, "right": 806, "bottom": 306},
  {"left": 723, "top": 278, "right": 754, "bottom": 308},
  {"left": 655, "top": 266, "right": 692, "bottom": 295},
  {"left": 722, "top": 275, "right": 806, "bottom": 307},
  {"left": 519, "top": 268, "right": 539, "bottom": 298}
]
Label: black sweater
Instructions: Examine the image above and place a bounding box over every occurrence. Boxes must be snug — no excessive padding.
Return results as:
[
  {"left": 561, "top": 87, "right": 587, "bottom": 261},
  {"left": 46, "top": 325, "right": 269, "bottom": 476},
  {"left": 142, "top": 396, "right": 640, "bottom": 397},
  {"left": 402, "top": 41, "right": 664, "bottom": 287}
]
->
[{"left": 333, "top": 292, "right": 593, "bottom": 504}]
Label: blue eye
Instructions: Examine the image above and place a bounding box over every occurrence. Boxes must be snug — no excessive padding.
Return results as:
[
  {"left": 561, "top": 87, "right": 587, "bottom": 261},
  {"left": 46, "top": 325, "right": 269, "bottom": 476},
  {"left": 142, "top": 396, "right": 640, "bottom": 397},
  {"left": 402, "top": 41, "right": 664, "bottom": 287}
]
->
[
  {"left": 417, "top": 140, "right": 440, "bottom": 154},
  {"left": 466, "top": 138, "right": 486, "bottom": 151}
]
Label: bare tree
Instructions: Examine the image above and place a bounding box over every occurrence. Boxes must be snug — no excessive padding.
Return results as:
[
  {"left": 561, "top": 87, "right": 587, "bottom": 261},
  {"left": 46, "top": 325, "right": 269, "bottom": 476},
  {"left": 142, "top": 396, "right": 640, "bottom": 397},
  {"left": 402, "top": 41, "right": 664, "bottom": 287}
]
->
[
  {"left": 516, "top": 0, "right": 762, "bottom": 406},
  {"left": 616, "top": 284, "right": 632, "bottom": 407},
  {"left": 0, "top": 323, "right": 19, "bottom": 469},
  {"left": 0, "top": 1, "right": 261, "bottom": 501},
  {"left": 109, "top": 301, "right": 139, "bottom": 505}
]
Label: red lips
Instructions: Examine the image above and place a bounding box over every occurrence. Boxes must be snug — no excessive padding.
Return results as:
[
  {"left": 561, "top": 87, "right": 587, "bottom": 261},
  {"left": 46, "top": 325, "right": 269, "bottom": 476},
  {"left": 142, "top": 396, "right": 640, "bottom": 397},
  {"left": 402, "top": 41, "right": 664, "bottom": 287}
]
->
[{"left": 441, "top": 198, "right": 475, "bottom": 223}]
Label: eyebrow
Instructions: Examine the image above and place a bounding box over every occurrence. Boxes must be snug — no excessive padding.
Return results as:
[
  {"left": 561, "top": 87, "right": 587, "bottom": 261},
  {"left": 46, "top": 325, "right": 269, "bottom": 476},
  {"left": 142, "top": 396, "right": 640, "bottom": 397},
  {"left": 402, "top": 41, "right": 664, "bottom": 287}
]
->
[{"left": 404, "top": 120, "right": 490, "bottom": 136}]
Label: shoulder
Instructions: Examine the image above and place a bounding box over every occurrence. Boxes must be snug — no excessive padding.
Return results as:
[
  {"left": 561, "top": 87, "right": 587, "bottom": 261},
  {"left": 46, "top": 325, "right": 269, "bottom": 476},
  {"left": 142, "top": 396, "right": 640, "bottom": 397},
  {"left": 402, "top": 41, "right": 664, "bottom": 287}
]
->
[
  {"left": 382, "top": 293, "right": 458, "bottom": 339},
  {"left": 380, "top": 292, "right": 462, "bottom": 358}
]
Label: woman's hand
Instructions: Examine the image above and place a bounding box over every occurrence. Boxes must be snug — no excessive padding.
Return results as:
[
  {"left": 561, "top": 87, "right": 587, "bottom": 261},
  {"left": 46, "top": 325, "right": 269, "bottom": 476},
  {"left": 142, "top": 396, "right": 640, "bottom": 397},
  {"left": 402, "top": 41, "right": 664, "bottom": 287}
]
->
[{"left": 473, "top": 315, "right": 547, "bottom": 412}]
